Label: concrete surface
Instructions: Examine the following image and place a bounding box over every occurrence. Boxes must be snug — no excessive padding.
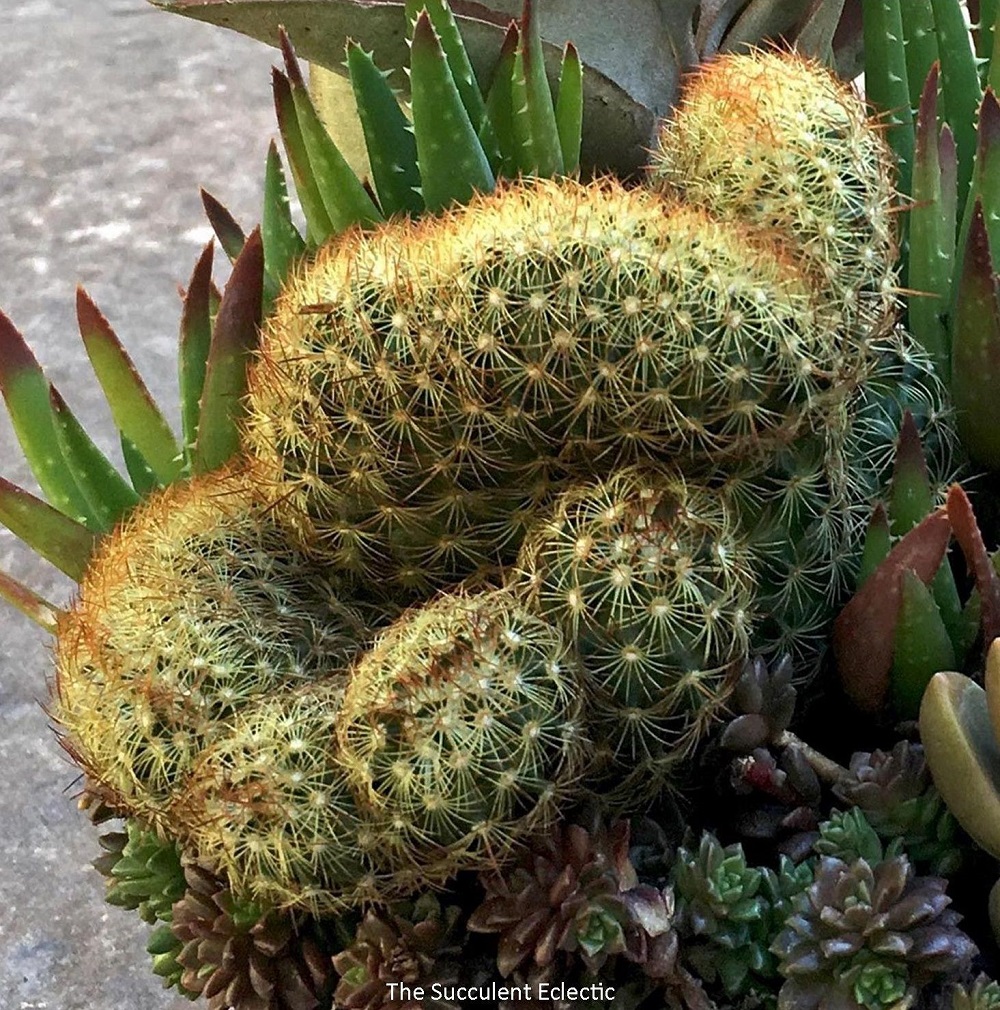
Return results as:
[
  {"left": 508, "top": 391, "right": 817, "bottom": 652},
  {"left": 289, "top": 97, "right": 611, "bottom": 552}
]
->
[{"left": 0, "top": 2, "right": 280, "bottom": 1006}]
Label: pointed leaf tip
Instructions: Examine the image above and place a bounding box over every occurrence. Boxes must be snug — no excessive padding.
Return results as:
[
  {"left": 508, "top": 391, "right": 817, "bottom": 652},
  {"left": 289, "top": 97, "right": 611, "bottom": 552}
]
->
[{"left": 278, "top": 24, "right": 306, "bottom": 90}]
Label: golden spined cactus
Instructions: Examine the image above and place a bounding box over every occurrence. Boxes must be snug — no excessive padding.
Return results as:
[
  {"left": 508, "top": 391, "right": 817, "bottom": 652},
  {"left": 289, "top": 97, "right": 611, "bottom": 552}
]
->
[
  {"left": 245, "top": 176, "right": 850, "bottom": 601},
  {"left": 335, "top": 589, "right": 587, "bottom": 888},
  {"left": 650, "top": 50, "right": 898, "bottom": 349},
  {"left": 52, "top": 466, "right": 377, "bottom": 829},
  {"left": 512, "top": 466, "right": 757, "bottom": 808}
]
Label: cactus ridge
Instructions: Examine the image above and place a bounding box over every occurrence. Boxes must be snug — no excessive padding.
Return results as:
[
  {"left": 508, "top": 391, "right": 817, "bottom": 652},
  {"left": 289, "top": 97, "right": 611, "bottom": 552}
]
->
[
  {"left": 336, "top": 588, "right": 588, "bottom": 883},
  {"left": 511, "top": 466, "right": 756, "bottom": 804},
  {"left": 53, "top": 467, "right": 380, "bottom": 829},
  {"left": 246, "top": 176, "right": 869, "bottom": 601},
  {"left": 651, "top": 50, "right": 898, "bottom": 349}
]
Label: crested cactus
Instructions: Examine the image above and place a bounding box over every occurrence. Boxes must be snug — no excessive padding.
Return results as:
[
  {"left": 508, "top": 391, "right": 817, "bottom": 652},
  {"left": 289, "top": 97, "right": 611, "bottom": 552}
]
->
[
  {"left": 52, "top": 466, "right": 379, "bottom": 831},
  {"left": 336, "top": 589, "right": 587, "bottom": 889},
  {"left": 511, "top": 465, "right": 756, "bottom": 804}
]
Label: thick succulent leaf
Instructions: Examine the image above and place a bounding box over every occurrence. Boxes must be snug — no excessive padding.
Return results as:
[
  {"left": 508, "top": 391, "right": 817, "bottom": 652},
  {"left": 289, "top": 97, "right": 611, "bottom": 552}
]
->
[
  {"left": 178, "top": 241, "right": 216, "bottom": 460},
  {"left": 888, "top": 411, "right": 934, "bottom": 535},
  {"left": 977, "top": 0, "right": 1000, "bottom": 63},
  {"left": 920, "top": 669, "right": 1000, "bottom": 860},
  {"left": 484, "top": 22, "right": 520, "bottom": 177},
  {"left": 0, "top": 568, "right": 60, "bottom": 631},
  {"left": 0, "top": 311, "right": 95, "bottom": 525},
  {"left": 0, "top": 477, "right": 96, "bottom": 581},
  {"left": 411, "top": 10, "right": 494, "bottom": 209},
  {"left": 201, "top": 189, "right": 246, "bottom": 263},
  {"left": 862, "top": 0, "right": 914, "bottom": 198},
  {"left": 834, "top": 507, "right": 952, "bottom": 714},
  {"left": 76, "top": 289, "right": 184, "bottom": 487},
  {"left": 261, "top": 138, "right": 305, "bottom": 301},
  {"left": 947, "top": 482, "right": 1000, "bottom": 646},
  {"left": 280, "top": 31, "right": 384, "bottom": 233},
  {"left": 147, "top": 0, "right": 659, "bottom": 177},
  {"left": 49, "top": 388, "right": 138, "bottom": 531},
  {"left": 900, "top": 0, "right": 939, "bottom": 112},
  {"left": 346, "top": 43, "right": 423, "bottom": 216},
  {"left": 909, "top": 64, "right": 957, "bottom": 380},
  {"left": 795, "top": 0, "right": 848, "bottom": 67},
  {"left": 511, "top": 0, "right": 563, "bottom": 177},
  {"left": 556, "top": 41, "right": 583, "bottom": 174},
  {"left": 858, "top": 503, "right": 892, "bottom": 587},
  {"left": 193, "top": 228, "right": 264, "bottom": 473},
  {"left": 952, "top": 200, "right": 1000, "bottom": 469},
  {"left": 121, "top": 435, "right": 160, "bottom": 495},
  {"left": 891, "top": 570, "right": 956, "bottom": 719},
  {"left": 957, "top": 90, "right": 1000, "bottom": 281}
]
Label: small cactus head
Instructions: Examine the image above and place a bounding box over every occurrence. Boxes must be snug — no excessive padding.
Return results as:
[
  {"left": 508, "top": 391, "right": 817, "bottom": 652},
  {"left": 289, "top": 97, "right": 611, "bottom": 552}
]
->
[
  {"left": 513, "top": 466, "right": 757, "bottom": 806},
  {"left": 650, "top": 50, "right": 897, "bottom": 349},
  {"left": 52, "top": 465, "right": 376, "bottom": 829},
  {"left": 336, "top": 588, "right": 587, "bottom": 886}
]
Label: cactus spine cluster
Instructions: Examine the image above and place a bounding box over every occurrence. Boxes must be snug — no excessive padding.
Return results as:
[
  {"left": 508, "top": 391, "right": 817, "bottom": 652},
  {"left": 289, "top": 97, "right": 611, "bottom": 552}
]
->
[{"left": 50, "top": 49, "right": 953, "bottom": 920}]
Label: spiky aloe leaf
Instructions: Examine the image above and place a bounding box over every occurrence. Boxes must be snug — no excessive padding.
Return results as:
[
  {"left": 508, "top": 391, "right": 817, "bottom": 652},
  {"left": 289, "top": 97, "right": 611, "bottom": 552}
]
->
[
  {"left": 485, "top": 23, "right": 520, "bottom": 178},
  {"left": 76, "top": 289, "right": 183, "bottom": 488},
  {"left": 888, "top": 412, "right": 934, "bottom": 536},
  {"left": 909, "top": 64, "right": 957, "bottom": 379},
  {"left": 0, "top": 478, "right": 95, "bottom": 581},
  {"left": 979, "top": 0, "right": 1000, "bottom": 64},
  {"left": 900, "top": 0, "right": 939, "bottom": 111},
  {"left": 931, "top": 0, "right": 982, "bottom": 205},
  {"left": 511, "top": 0, "right": 563, "bottom": 177},
  {"left": 920, "top": 668, "right": 1000, "bottom": 859},
  {"left": 261, "top": 138, "right": 304, "bottom": 304},
  {"left": 0, "top": 568, "right": 59, "bottom": 631},
  {"left": 178, "top": 242, "right": 215, "bottom": 461},
  {"left": 280, "top": 31, "right": 384, "bottom": 235},
  {"left": 952, "top": 200, "right": 1000, "bottom": 469},
  {"left": 862, "top": 0, "right": 914, "bottom": 197},
  {"left": 556, "top": 42, "right": 583, "bottom": 174},
  {"left": 947, "top": 483, "right": 1000, "bottom": 645},
  {"left": 147, "top": 0, "right": 657, "bottom": 177},
  {"left": 892, "top": 570, "right": 956, "bottom": 719},
  {"left": 410, "top": 10, "right": 494, "bottom": 210},
  {"left": 835, "top": 508, "right": 952, "bottom": 713},
  {"left": 121, "top": 435, "right": 160, "bottom": 495},
  {"left": 49, "top": 388, "right": 138, "bottom": 531},
  {"left": 0, "top": 312, "right": 96, "bottom": 525},
  {"left": 859, "top": 504, "right": 892, "bottom": 587},
  {"left": 193, "top": 228, "right": 264, "bottom": 474},
  {"left": 346, "top": 43, "right": 423, "bottom": 217},
  {"left": 201, "top": 189, "right": 246, "bottom": 263}
]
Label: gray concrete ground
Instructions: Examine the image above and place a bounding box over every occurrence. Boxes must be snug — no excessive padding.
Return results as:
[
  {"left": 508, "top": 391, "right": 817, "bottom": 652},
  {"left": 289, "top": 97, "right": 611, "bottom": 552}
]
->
[{"left": 0, "top": 2, "right": 281, "bottom": 1006}]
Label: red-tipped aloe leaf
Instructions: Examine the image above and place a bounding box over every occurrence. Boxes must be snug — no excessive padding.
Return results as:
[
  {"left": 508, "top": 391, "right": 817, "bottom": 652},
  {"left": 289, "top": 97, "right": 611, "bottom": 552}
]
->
[
  {"left": 910, "top": 64, "right": 956, "bottom": 380},
  {"left": 0, "top": 477, "right": 96, "bottom": 580},
  {"left": 955, "top": 90, "right": 1000, "bottom": 288},
  {"left": 920, "top": 670, "right": 1000, "bottom": 859},
  {"left": 201, "top": 189, "right": 246, "bottom": 263},
  {"left": 0, "top": 568, "right": 59, "bottom": 631},
  {"left": 858, "top": 503, "right": 891, "bottom": 587},
  {"left": 556, "top": 42, "right": 583, "bottom": 175},
  {"left": 179, "top": 241, "right": 216, "bottom": 459},
  {"left": 261, "top": 139, "right": 303, "bottom": 304},
  {"left": 888, "top": 411, "right": 934, "bottom": 535},
  {"left": 0, "top": 311, "right": 94, "bottom": 524},
  {"left": 952, "top": 203, "right": 1000, "bottom": 469},
  {"left": 193, "top": 228, "right": 264, "bottom": 474},
  {"left": 410, "top": 10, "right": 494, "bottom": 210},
  {"left": 281, "top": 30, "right": 383, "bottom": 235},
  {"left": 947, "top": 483, "right": 1000, "bottom": 645},
  {"left": 76, "top": 289, "right": 183, "bottom": 486},
  {"left": 834, "top": 507, "right": 952, "bottom": 713},
  {"left": 346, "top": 43, "right": 423, "bottom": 217},
  {"left": 891, "top": 569, "right": 957, "bottom": 719},
  {"left": 49, "top": 388, "right": 138, "bottom": 531}
]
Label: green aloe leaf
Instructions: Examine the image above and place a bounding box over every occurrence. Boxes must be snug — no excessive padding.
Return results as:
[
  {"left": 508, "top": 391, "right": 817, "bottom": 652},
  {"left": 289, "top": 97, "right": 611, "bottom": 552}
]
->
[
  {"left": 193, "top": 228, "right": 264, "bottom": 474},
  {"left": 0, "top": 568, "right": 59, "bottom": 631},
  {"left": 952, "top": 199, "right": 1000, "bottom": 469},
  {"left": 179, "top": 241, "right": 216, "bottom": 461},
  {"left": 0, "top": 311, "right": 95, "bottom": 525},
  {"left": 888, "top": 411, "right": 934, "bottom": 535},
  {"left": 346, "top": 43, "right": 423, "bottom": 217},
  {"left": 201, "top": 189, "right": 246, "bottom": 264},
  {"left": 931, "top": 0, "right": 982, "bottom": 205},
  {"left": 121, "top": 435, "right": 160, "bottom": 495},
  {"left": 900, "top": 0, "right": 939, "bottom": 112},
  {"left": 556, "top": 42, "right": 583, "bottom": 175},
  {"left": 0, "top": 478, "right": 96, "bottom": 581},
  {"left": 261, "top": 138, "right": 304, "bottom": 304},
  {"left": 76, "top": 289, "right": 183, "bottom": 487},
  {"left": 49, "top": 388, "right": 138, "bottom": 531},
  {"left": 862, "top": 0, "right": 914, "bottom": 198},
  {"left": 858, "top": 503, "right": 892, "bottom": 587},
  {"left": 511, "top": 0, "right": 563, "bottom": 178},
  {"left": 892, "top": 569, "right": 957, "bottom": 719},
  {"left": 909, "top": 63, "right": 957, "bottom": 380},
  {"left": 148, "top": 0, "right": 658, "bottom": 179},
  {"left": 957, "top": 89, "right": 1000, "bottom": 280},
  {"left": 485, "top": 23, "right": 520, "bottom": 178},
  {"left": 279, "top": 31, "right": 383, "bottom": 236},
  {"left": 410, "top": 9, "right": 494, "bottom": 210},
  {"left": 980, "top": 0, "right": 1000, "bottom": 64},
  {"left": 947, "top": 483, "right": 1000, "bottom": 645}
]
